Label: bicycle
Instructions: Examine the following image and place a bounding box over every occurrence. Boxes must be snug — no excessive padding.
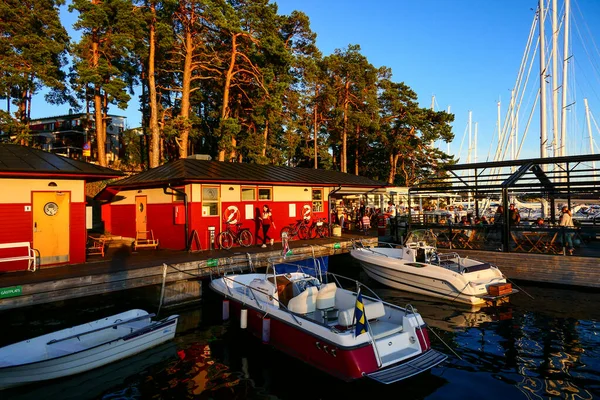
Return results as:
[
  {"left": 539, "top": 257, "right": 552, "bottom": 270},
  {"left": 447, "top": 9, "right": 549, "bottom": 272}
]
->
[
  {"left": 218, "top": 222, "right": 254, "bottom": 250},
  {"left": 308, "top": 217, "right": 329, "bottom": 238},
  {"left": 280, "top": 218, "right": 311, "bottom": 241}
]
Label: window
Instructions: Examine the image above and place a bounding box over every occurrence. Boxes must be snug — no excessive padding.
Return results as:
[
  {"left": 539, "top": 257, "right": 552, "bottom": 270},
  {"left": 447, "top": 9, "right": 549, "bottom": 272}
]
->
[
  {"left": 258, "top": 188, "right": 272, "bottom": 201},
  {"left": 202, "top": 187, "right": 219, "bottom": 216},
  {"left": 172, "top": 187, "right": 185, "bottom": 202},
  {"left": 241, "top": 187, "right": 256, "bottom": 201},
  {"left": 312, "top": 189, "right": 323, "bottom": 212}
]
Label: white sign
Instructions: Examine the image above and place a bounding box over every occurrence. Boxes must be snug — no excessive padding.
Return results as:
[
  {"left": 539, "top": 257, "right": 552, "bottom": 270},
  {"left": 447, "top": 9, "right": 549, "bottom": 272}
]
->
[
  {"left": 245, "top": 204, "right": 253, "bottom": 220},
  {"left": 289, "top": 203, "right": 296, "bottom": 218}
]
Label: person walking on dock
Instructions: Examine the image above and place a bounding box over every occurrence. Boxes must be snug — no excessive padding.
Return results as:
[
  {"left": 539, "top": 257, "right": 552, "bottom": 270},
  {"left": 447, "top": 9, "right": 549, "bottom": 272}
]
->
[{"left": 259, "top": 205, "right": 274, "bottom": 248}]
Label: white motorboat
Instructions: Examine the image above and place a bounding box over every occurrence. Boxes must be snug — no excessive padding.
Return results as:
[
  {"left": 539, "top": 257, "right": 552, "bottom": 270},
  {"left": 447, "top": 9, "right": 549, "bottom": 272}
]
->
[
  {"left": 209, "top": 263, "right": 447, "bottom": 384},
  {"left": 350, "top": 230, "right": 518, "bottom": 306},
  {"left": 0, "top": 309, "right": 178, "bottom": 390}
]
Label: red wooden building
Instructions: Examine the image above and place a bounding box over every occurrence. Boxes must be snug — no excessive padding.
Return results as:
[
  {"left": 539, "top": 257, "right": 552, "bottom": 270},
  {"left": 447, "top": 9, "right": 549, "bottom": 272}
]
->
[
  {"left": 96, "top": 156, "right": 389, "bottom": 250},
  {"left": 0, "top": 144, "right": 123, "bottom": 272}
]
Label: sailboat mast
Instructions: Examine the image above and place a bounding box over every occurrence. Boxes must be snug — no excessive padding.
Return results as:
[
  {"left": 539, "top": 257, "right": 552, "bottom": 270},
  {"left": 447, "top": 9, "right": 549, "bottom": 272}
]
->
[
  {"left": 475, "top": 122, "right": 478, "bottom": 163},
  {"left": 584, "top": 98, "right": 595, "bottom": 176},
  {"left": 552, "top": 0, "right": 559, "bottom": 158},
  {"left": 539, "top": 0, "right": 548, "bottom": 159},
  {"left": 447, "top": 105, "right": 451, "bottom": 154},
  {"left": 468, "top": 110, "right": 472, "bottom": 164},
  {"left": 560, "top": 0, "right": 570, "bottom": 157},
  {"left": 497, "top": 100, "right": 501, "bottom": 161}
]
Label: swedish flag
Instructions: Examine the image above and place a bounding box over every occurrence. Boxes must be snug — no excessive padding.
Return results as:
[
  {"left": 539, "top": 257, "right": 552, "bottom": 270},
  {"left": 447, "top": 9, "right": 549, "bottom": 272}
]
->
[{"left": 354, "top": 290, "right": 368, "bottom": 336}]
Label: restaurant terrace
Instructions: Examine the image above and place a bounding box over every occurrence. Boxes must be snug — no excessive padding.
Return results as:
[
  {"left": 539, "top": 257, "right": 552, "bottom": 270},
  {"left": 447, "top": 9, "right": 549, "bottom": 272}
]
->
[{"left": 406, "top": 153, "right": 600, "bottom": 258}]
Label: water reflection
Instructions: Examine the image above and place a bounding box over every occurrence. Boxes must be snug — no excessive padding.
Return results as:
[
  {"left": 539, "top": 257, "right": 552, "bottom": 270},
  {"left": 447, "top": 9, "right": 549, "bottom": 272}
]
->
[{"left": 2, "top": 257, "right": 599, "bottom": 399}]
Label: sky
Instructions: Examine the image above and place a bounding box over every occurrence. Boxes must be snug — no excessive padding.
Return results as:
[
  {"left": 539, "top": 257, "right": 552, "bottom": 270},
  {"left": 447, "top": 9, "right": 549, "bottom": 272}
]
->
[{"left": 17, "top": 0, "right": 600, "bottom": 162}]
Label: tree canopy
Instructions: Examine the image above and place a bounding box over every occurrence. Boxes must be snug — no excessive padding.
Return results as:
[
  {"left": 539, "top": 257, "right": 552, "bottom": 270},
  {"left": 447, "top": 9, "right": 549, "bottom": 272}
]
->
[{"left": 0, "top": 0, "right": 455, "bottom": 185}]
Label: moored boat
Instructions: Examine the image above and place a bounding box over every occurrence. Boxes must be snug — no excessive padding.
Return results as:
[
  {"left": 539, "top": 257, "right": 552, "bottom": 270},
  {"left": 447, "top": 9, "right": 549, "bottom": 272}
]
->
[
  {"left": 350, "top": 230, "right": 518, "bottom": 306},
  {"left": 209, "top": 263, "right": 447, "bottom": 384},
  {"left": 0, "top": 309, "right": 178, "bottom": 390}
]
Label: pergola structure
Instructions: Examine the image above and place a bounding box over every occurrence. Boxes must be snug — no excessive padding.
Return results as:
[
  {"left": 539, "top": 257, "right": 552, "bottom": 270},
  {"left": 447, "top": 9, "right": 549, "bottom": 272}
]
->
[{"left": 408, "top": 154, "right": 600, "bottom": 252}]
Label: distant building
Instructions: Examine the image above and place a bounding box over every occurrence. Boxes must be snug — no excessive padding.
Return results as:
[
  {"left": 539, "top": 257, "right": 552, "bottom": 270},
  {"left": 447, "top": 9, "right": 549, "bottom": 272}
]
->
[{"left": 27, "top": 112, "right": 127, "bottom": 163}]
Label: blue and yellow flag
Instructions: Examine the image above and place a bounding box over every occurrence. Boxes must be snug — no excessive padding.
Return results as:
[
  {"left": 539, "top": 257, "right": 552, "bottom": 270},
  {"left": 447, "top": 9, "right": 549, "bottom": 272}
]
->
[{"left": 354, "top": 290, "right": 368, "bottom": 336}]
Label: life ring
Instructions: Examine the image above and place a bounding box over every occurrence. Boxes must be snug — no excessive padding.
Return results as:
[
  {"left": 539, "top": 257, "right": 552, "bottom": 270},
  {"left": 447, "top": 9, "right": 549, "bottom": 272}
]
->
[
  {"left": 224, "top": 205, "right": 240, "bottom": 224},
  {"left": 303, "top": 205, "right": 312, "bottom": 221}
]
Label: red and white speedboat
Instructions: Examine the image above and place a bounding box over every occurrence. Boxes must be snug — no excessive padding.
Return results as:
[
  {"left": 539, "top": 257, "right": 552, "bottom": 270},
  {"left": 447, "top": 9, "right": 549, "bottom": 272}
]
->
[{"left": 209, "top": 266, "right": 447, "bottom": 384}]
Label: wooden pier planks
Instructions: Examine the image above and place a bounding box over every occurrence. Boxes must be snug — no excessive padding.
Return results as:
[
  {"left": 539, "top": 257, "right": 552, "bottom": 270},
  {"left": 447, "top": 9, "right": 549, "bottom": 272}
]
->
[
  {"left": 454, "top": 249, "right": 600, "bottom": 288},
  {"left": 0, "top": 238, "right": 371, "bottom": 311}
]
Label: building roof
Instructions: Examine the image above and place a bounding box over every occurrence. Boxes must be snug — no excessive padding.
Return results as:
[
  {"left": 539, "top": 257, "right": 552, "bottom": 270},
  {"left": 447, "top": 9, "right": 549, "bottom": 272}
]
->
[
  {"left": 104, "top": 158, "right": 389, "bottom": 190},
  {"left": 29, "top": 113, "right": 126, "bottom": 122},
  {"left": 0, "top": 144, "right": 124, "bottom": 181}
]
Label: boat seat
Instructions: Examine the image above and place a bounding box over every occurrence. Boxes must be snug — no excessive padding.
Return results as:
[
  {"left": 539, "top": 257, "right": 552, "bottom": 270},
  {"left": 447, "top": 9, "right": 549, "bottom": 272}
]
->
[
  {"left": 338, "top": 300, "right": 386, "bottom": 328},
  {"left": 369, "top": 320, "right": 403, "bottom": 340},
  {"left": 287, "top": 286, "right": 318, "bottom": 314},
  {"left": 316, "top": 283, "right": 337, "bottom": 310}
]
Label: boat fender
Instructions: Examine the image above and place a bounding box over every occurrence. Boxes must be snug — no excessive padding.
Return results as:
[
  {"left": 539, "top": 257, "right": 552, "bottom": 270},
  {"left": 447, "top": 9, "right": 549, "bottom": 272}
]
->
[
  {"left": 222, "top": 299, "right": 230, "bottom": 321},
  {"left": 262, "top": 316, "right": 270, "bottom": 343},
  {"left": 240, "top": 308, "right": 248, "bottom": 329}
]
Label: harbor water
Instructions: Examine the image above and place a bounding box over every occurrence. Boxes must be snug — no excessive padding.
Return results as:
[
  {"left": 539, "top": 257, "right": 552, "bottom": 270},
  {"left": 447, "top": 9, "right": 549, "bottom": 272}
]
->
[{"left": 2, "top": 253, "right": 599, "bottom": 399}]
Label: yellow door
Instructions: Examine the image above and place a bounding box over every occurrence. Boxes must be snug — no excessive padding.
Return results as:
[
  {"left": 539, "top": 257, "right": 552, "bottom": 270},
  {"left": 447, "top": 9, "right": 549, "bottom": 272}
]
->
[
  {"left": 33, "top": 191, "right": 70, "bottom": 265},
  {"left": 136, "top": 196, "right": 147, "bottom": 239}
]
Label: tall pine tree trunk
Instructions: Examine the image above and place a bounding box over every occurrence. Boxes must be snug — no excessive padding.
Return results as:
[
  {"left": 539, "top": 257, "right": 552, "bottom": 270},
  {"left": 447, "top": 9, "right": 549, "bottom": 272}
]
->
[
  {"left": 313, "top": 105, "right": 318, "bottom": 169},
  {"left": 219, "top": 33, "right": 238, "bottom": 162},
  {"left": 387, "top": 153, "right": 399, "bottom": 184},
  {"left": 178, "top": 29, "right": 192, "bottom": 159},
  {"left": 354, "top": 125, "right": 360, "bottom": 175},
  {"left": 90, "top": 0, "right": 106, "bottom": 166},
  {"left": 341, "top": 81, "right": 350, "bottom": 173},
  {"left": 148, "top": 4, "right": 160, "bottom": 167},
  {"left": 262, "top": 120, "right": 268, "bottom": 157}
]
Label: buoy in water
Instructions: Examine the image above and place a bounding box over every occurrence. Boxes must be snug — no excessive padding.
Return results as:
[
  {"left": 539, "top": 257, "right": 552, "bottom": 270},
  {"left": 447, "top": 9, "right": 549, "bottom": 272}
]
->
[
  {"left": 222, "top": 299, "right": 230, "bottom": 321},
  {"left": 262, "top": 316, "right": 271, "bottom": 343},
  {"left": 240, "top": 308, "right": 248, "bottom": 329}
]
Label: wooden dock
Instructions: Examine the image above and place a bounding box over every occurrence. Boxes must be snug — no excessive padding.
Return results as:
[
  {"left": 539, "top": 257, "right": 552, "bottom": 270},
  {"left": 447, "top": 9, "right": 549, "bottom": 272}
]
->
[
  {"left": 453, "top": 249, "right": 600, "bottom": 288},
  {"left": 0, "top": 235, "right": 377, "bottom": 312}
]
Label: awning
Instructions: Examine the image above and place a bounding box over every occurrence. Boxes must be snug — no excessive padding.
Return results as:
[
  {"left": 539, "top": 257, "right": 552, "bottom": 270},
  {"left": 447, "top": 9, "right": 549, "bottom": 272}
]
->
[{"left": 328, "top": 186, "right": 391, "bottom": 196}]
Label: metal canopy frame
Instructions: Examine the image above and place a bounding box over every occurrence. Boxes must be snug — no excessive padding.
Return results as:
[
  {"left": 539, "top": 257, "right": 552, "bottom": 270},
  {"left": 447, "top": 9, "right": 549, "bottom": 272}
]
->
[
  {"left": 410, "top": 154, "right": 600, "bottom": 200},
  {"left": 408, "top": 154, "right": 600, "bottom": 250}
]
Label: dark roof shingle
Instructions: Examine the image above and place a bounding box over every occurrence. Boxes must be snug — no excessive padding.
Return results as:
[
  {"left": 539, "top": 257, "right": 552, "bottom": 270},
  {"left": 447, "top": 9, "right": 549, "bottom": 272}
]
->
[
  {"left": 0, "top": 144, "right": 124, "bottom": 180},
  {"left": 108, "top": 159, "right": 387, "bottom": 188}
]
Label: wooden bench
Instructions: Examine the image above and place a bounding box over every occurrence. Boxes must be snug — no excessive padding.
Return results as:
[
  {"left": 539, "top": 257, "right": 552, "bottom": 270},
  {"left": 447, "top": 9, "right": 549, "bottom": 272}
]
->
[
  {"left": 87, "top": 235, "right": 107, "bottom": 257},
  {"left": 134, "top": 230, "right": 159, "bottom": 251},
  {"left": 0, "top": 242, "right": 38, "bottom": 272}
]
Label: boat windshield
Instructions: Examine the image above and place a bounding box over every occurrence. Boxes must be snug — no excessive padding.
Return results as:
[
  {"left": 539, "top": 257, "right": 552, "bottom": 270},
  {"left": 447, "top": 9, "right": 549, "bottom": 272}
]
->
[{"left": 404, "top": 229, "right": 437, "bottom": 248}]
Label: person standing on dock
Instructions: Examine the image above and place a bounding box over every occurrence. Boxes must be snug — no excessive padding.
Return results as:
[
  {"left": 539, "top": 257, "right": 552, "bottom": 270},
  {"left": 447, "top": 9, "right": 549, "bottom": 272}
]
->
[
  {"left": 386, "top": 201, "right": 398, "bottom": 240},
  {"left": 559, "top": 206, "right": 575, "bottom": 255},
  {"left": 259, "top": 205, "right": 274, "bottom": 248}
]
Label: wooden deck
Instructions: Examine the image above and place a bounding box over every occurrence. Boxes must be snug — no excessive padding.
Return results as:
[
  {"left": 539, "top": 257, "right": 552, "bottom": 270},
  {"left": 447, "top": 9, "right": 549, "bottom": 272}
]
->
[{"left": 0, "top": 233, "right": 376, "bottom": 312}]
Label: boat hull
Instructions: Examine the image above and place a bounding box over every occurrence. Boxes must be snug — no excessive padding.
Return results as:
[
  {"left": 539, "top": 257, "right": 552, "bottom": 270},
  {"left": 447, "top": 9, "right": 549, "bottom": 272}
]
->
[
  {"left": 352, "top": 250, "right": 502, "bottom": 306},
  {"left": 0, "top": 317, "right": 177, "bottom": 389},
  {"left": 228, "top": 298, "right": 378, "bottom": 381}
]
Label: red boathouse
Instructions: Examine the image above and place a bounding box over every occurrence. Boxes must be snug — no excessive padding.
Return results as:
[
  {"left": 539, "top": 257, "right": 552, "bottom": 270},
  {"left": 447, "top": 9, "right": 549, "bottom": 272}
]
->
[
  {"left": 96, "top": 156, "right": 389, "bottom": 250},
  {"left": 0, "top": 144, "right": 123, "bottom": 271}
]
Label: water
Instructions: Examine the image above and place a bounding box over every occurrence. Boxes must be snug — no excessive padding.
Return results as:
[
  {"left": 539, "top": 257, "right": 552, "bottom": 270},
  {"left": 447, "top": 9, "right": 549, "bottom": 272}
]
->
[{"left": 2, "top": 254, "right": 599, "bottom": 399}]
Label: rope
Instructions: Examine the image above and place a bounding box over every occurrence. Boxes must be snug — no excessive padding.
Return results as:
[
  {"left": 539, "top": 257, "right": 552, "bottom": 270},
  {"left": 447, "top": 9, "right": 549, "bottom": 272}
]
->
[
  {"left": 427, "top": 326, "right": 463, "bottom": 361},
  {"left": 503, "top": 275, "right": 535, "bottom": 299}
]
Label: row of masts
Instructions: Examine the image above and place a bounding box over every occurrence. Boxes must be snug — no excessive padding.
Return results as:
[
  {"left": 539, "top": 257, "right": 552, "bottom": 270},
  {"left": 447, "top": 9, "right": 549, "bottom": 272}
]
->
[{"left": 434, "top": 0, "right": 597, "bottom": 167}]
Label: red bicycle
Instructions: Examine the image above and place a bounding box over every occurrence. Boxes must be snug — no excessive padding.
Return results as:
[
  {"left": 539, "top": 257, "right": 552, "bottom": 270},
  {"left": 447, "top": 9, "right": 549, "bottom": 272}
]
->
[{"left": 308, "top": 217, "right": 329, "bottom": 238}]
